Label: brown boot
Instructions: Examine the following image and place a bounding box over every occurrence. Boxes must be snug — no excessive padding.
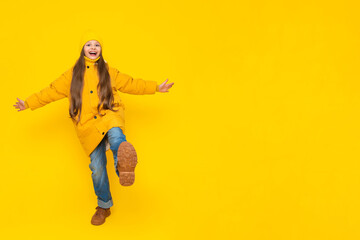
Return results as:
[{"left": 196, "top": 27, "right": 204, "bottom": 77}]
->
[
  {"left": 91, "top": 206, "right": 111, "bottom": 225},
  {"left": 117, "top": 141, "right": 138, "bottom": 186}
]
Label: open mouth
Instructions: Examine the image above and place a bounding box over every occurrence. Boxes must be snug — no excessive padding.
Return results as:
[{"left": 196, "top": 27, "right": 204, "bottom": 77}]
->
[{"left": 89, "top": 52, "right": 97, "bottom": 56}]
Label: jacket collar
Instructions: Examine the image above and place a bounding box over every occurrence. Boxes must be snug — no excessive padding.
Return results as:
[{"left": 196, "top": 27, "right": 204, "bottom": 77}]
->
[{"left": 84, "top": 55, "right": 100, "bottom": 65}]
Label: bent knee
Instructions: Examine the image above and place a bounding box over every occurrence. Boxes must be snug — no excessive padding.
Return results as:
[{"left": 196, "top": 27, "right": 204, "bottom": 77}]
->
[{"left": 110, "top": 138, "right": 126, "bottom": 151}]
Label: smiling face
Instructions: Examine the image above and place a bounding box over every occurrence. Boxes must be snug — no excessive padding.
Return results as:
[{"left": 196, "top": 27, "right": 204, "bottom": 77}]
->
[{"left": 83, "top": 40, "right": 101, "bottom": 59}]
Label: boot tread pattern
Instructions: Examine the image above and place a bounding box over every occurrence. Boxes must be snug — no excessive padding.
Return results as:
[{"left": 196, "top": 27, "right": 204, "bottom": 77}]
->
[{"left": 117, "top": 142, "right": 138, "bottom": 186}]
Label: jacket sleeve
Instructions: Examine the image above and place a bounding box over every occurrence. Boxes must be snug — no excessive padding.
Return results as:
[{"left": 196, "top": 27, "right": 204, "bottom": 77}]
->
[
  {"left": 113, "top": 68, "right": 157, "bottom": 95},
  {"left": 25, "top": 69, "right": 72, "bottom": 111}
]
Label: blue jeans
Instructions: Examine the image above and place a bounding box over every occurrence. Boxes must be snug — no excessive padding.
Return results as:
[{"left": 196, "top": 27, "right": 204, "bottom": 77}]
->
[{"left": 89, "top": 127, "right": 127, "bottom": 208}]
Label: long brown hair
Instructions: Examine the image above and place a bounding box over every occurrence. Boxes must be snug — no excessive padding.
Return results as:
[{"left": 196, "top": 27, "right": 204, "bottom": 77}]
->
[{"left": 69, "top": 48, "right": 119, "bottom": 125}]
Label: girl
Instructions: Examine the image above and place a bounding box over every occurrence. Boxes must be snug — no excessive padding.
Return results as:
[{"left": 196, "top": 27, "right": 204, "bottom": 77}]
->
[{"left": 13, "top": 30, "right": 174, "bottom": 226}]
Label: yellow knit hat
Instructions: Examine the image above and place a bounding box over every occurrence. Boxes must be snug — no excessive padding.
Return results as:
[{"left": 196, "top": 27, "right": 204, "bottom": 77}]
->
[{"left": 79, "top": 29, "right": 104, "bottom": 58}]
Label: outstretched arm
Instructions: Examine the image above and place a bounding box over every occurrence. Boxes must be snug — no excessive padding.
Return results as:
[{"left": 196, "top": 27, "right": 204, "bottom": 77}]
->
[
  {"left": 18, "top": 69, "right": 72, "bottom": 111},
  {"left": 114, "top": 67, "right": 174, "bottom": 94},
  {"left": 114, "top": 68, "right": 157, "bottom": 95}
]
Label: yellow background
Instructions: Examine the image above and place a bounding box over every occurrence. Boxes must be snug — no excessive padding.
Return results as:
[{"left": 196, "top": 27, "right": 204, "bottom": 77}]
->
[{"left": 2, "top": 0, "right": 360, "bottom": 239}]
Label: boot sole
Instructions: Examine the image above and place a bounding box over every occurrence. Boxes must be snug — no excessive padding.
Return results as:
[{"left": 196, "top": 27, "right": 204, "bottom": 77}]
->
[{"left": 117, "top": 141, "right": 138, "bottom": 186}]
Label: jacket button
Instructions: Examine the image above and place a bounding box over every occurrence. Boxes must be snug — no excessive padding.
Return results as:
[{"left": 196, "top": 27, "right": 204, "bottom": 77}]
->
[
  {"left": 90, "top": 90, "right": 93, "bottom": 93},
  {"left": 87, "top": 66, "right": 89, "bottom": 68},
  {"left": 94, "top": 116, "right": 97, "bottom": 119},
  {"left": 102, "top": 132, "right": 105, "bottom": 135}
]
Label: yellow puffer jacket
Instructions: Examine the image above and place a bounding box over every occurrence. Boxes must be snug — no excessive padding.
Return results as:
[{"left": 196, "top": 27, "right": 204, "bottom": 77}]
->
[{"left": 25, "top": 55, "right": 157, "bottom": 156}]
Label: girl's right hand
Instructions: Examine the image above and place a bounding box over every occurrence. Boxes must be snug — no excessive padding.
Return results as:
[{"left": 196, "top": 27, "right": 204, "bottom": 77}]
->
[{"left": 14, "top": 98, "right": 26, "bottom": 111}]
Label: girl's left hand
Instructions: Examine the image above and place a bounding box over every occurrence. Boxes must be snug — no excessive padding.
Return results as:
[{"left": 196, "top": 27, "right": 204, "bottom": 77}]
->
[{"left": 158, "top": 79, "right": 174, "bottom": 93}]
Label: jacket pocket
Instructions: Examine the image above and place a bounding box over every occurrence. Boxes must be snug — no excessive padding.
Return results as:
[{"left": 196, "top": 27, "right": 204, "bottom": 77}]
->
[
  {"left": 95, "top": 120, "right": 107, "bottom": 136},
  {"left": 113, "top": 91, "right": 125, "bottom": 110}
]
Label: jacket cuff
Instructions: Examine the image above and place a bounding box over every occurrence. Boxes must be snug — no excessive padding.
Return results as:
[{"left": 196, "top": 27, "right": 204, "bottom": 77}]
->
[
  {"left": 143, "top": 81, "right": 158, "bottom": 94},
  {"left": 156, "top": 85, "right": 159, "bottom": 92}
]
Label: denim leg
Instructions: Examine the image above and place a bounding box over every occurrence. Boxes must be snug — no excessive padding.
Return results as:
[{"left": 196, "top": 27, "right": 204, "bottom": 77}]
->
[
  {"left": 107, "top": 127, "right": 127, "bottom": 177},
  {"left": 89, "top": 136, "right": 113, "bottom": 208}
]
